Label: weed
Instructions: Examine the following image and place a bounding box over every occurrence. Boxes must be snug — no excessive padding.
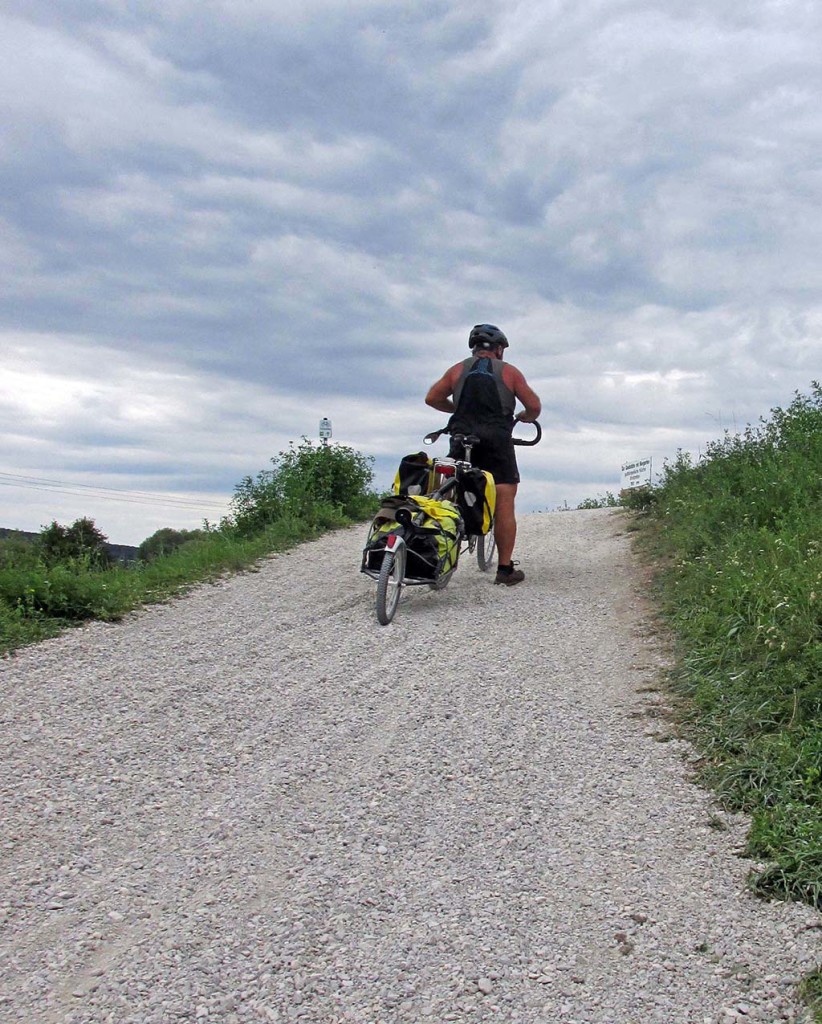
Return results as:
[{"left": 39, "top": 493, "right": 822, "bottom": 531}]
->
[
  {"left": 228, "top": 437, "right": 377, "bottom": 535},
  {"left": 798, "top": 968, "right": 822, "bottom": 1022},
  {"left": 635, "top": 383, "right": 822, "bottom": 912},
  {"left": 621, "top": 484, "right": 659, "bottom": 512},
  {"left": 577, "top": 491, "right": 622, "bottom": 509},
  {"left": 0, "top": 439, "right": 380, "bottom": 655}
]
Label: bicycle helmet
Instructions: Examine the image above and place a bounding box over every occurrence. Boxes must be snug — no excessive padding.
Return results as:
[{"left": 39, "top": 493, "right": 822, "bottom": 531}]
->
[{"left": 468, "top": 323, "right": 509, "bottom": 351}]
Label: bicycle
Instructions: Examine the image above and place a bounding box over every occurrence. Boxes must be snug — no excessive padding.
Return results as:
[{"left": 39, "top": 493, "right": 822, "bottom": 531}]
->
[
  {"left": 360, "top": 449, "right": 469, "bottom": 625},
  {"left": 423, "top": 420, "right": 543, "bottom": 573},
  {"left": 361, "top": 423, "right": 541, "bottom": 624},
  {"left": 422, "top": 433, "right": 496, "bottom": 572}
]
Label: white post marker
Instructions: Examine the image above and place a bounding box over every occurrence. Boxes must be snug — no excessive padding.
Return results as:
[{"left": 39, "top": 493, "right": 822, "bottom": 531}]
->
[
  {"left": 621, "top": 457, "right": 652, "bottom": 490},
  {"left": 319, "top": 417, "right": 332, "bottom": 444}
]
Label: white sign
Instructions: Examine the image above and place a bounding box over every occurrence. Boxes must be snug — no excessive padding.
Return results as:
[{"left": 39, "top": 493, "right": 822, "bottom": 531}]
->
[
  {"left": 621, "top": 457, "right": 652, "bottom": 490},
  {"left": 319, "top": 417, "right": 332, "bottom": 441}
]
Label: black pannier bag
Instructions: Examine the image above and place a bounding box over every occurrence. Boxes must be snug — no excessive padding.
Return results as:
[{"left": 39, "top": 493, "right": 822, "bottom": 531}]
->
[
  {"left": 456, "top": 467, "right": 496, "bottom": 535},
  {"left": 392, "top": 452, "right": 433, "bottom": 496},
  {"left": 363, "top": 496, "right": 415, "bottom": 572}
]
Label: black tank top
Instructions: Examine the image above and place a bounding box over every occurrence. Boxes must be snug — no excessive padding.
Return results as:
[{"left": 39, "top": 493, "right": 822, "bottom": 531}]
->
[{"left": 449, "top": 356, "right": 515, "bottom": 440}]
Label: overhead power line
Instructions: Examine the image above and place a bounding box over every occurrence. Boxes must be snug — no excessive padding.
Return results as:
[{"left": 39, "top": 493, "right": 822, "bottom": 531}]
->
[{"left": 0, "top": 471, "right": 229, "bottom": 513}]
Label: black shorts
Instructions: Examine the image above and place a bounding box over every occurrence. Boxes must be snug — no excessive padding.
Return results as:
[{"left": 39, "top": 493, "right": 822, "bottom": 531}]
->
[{"left": 449, "top": 435, "right": 520, "bottom": 486}]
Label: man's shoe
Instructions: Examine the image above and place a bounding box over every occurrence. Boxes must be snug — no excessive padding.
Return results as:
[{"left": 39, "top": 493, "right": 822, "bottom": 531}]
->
[{"left": 495, "top": 563, "right": 525, "bottom": 586}]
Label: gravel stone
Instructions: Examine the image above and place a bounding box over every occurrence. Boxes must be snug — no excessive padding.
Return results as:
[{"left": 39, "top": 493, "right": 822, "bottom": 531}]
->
[{"left": 1, "top": 510, "right": 821, "bottom": 1023}]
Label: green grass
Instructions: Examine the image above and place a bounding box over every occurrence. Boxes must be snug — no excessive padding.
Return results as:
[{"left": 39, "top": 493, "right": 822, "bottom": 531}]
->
[
  {"left": 635, "top": 383, "right": 822, "bottom": 913},
  {"left": 799, "top": 968, "right": 822, "bottom": 1022},
  {"left": 0, "top": 439, "right": 380, "bottom": 656},
  {"left": 633, "top": 383, "right": 822, "bottom": 1018},
  {"left": 0, "top": 513, "right": 350, "bottom": 654}
]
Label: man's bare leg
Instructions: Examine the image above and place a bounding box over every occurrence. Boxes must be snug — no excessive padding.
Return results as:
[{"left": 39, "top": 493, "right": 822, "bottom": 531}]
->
[{"left": 493, "top": 483, "right": 518, "bottom": 565}]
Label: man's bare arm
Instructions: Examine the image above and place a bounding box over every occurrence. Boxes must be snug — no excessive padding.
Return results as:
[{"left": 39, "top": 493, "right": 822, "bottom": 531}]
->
[
  {"left": 507, "top": 366, "right": 542, "bottom": 422},
  {"left": 425, "top": 370, "right": 457, "bottom": 413}
]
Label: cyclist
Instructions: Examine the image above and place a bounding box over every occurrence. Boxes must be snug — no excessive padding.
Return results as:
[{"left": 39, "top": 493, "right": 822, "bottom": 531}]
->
[{"left": 425, "top": 324, "right": 542, "bottom": 586}]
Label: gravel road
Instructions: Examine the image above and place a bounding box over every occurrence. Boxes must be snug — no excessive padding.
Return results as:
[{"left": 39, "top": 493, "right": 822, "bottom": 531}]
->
[{"left": 2, "top": 508, "right": 820, "bottom": 1024}]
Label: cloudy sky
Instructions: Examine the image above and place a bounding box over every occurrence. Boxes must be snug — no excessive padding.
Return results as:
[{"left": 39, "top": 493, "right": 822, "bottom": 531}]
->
[{"left": 1, "top": 0, "right": 819, "bottom": 544}]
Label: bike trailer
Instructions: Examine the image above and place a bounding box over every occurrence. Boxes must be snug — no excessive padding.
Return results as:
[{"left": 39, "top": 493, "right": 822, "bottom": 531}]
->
[
  {"left": 392, "top": 452, "right": 434, "bottom": 496},
  {"left": 457, "top": 467, "right": 496, "bottom": 535},
  {"left": 362, "top": 495, "right": 461, "bottom": 581}
]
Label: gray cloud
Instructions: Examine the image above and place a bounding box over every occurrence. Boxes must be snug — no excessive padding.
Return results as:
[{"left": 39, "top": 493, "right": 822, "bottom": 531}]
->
[{"left": 1, "top": 0, "right": 820, "bottom": 542}]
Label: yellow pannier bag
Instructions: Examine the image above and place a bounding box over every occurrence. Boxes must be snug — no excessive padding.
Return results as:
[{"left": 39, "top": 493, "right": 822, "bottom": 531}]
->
[{"left": 363, "top": 495, "right": 460, "bottom": 579}]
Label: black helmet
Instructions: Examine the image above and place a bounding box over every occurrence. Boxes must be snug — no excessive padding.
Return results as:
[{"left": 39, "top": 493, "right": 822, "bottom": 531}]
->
[{"left": 469, "top": 324, "right": 508, "bottom": 351}]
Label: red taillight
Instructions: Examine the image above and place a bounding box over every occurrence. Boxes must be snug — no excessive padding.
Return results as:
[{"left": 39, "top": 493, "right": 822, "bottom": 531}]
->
[{"left": 437, "top": 465, "right": 455, "bottom": 477}]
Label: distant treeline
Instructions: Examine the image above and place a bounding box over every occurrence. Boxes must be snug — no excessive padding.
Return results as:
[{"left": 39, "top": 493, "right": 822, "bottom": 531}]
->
[{"left": 0, "top": 527, "right": 139, "bottom": 564}]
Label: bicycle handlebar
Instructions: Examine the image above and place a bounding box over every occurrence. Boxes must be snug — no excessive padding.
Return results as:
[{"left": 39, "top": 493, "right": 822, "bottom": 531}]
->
[
  {"left": 423, "top": 421, "right": 542, "bottom": 447},
  {"left": 513, "top": 420, "right": 542, "bottom": 446}
]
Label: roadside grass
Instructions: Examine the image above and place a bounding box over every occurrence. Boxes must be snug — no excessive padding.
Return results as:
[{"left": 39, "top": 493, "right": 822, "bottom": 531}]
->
[
  {"left": 799, "top": 968, "right": 822, "bottom": 1021},
  {"left": 632, "top": 383, "right": 822, "bottom": 1017},
  {"left": 0, "top": 440, "right": 380, "bottom": 656},
  {"left": 0, "top": 511, "right": 348, "bottom": 654},
  {"left": 633, "top": 384, "right": 822, "bottom": 907}
]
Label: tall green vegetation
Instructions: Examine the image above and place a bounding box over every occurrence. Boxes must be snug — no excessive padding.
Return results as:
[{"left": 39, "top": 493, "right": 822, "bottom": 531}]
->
[
  {"left": 137, "top": 527, "right": 207, "bottom": 562},
  {"left": 640, "top": 383, "right": 822, "bottom": 909},
  {"left": 38, "top": 516, "right": 112, "bottom": 568},
  {"left": 230, "top": 438, "right": 376, "bottom": 535},
  {"left": 0, "top": 439, "right": 378, "bottom": 654}
]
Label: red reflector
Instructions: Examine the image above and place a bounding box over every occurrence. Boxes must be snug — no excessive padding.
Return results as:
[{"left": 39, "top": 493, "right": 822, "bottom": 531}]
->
[
  {"left": 386, "top": 534, "right": 398, "bottom": 549},
  {"left": 437, "top": 465, "right": 455, "bottom": 477}
]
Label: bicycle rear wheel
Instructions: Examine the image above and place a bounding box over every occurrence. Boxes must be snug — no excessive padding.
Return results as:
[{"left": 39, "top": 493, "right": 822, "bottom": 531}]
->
[
  {"left": 376, "top": 544, "right": 406, "bottom": 625},
  {"left": 476, "top": 531, "right": 497, "bottom": 572}
]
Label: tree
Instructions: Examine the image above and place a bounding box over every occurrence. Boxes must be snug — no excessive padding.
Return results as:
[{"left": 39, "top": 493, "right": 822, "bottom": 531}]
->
[
  {"left": 227, "top": 438, "right": 377, "bottom": 536},
  {"left": 38, "top": 517, "right": 112, "bottom": 568},
  {"left": 138, "top": 527, "right": 205, "bottom": 562}
]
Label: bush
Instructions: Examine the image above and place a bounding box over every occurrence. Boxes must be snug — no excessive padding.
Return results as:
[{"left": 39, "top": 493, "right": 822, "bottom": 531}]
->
[
  {"left": 573, "top": 488, "right": 658, "bottom": 511},
  {"left": 229, "top": 468, "right": 284, "bottom": 536},
  {"left": 138, "top": 527, "right": 207, "bottom": 562},
  {"left": 0, "top": 439, "right": 380, "bottom": 654},
  {"left": 577, "top": 492, "right": 621, "bottom": 509},
  {"left": 0, "top": 562, "right": 132, "bottom": 621},
  {"left": 620, "top": 484, "right": 658, "bottom": 512},
  {"left": 228, "top": 438, "right": 377, "bottom": 536},
  {"left": 38, "top": 517, "right": 111, "bottom": 569},
  {"left": 0, "top": 532, "right": 38, "bottom": 570}
]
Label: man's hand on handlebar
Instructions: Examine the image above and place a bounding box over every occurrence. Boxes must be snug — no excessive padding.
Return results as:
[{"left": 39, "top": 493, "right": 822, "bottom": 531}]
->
[{"left": 512, "top": 419, "right": 542, "bottom": 446}]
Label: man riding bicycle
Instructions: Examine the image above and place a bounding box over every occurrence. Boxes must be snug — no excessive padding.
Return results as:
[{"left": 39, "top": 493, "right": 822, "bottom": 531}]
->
[{"left": 425, "top": 324, "right": 542, "bottom": 586}]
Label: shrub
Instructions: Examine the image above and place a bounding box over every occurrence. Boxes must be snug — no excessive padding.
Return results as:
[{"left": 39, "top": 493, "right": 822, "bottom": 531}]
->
[
  {"left": 577, "top": 492, "right": 621, "bottom": 510},
  {"left": 138, "top": 527, "right": 207, "bottom": 562},
  {"left": 229, "top": 468, "right": 284, "bottom": 536},
  {"left": 228, "top": 438, "right": 377, "bottom": 536},
  {"left": 620, "top": 484, "right": 658, "bottom": 512},
  {"left": 0, "top": 532, "right": 38, "bottom": 569},
  {"left": 0, "top": 439, "right": 380, "bottom": 653},
  {"left": 38, "top": 517, "right": 112, "bottom": 569}
]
